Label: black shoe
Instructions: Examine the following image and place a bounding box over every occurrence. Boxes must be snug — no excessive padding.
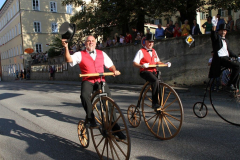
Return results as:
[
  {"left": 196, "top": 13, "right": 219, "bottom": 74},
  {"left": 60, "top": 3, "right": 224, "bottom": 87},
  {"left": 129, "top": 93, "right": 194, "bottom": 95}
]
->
[
  {"left": 88, "top": 117, "right": 97, "bottom": 128},
  {"left": 227, "top": 84, "right": 237, "bottom": 91},
  {"left": 114, "top": 131, "right": 126, "bottom": 140},
  {"left": 112, "top": 123, "right": 126, "bottom": 140},
  {"left": 152, "top": 104, "right": 161, "bottom": 109}
]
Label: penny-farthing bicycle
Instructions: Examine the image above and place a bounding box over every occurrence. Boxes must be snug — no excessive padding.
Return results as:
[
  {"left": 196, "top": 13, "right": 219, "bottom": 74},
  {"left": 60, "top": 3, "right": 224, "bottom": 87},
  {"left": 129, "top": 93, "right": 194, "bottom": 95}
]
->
[
  {"left": 127, "top": 64, "right": 184, "bottom": 140},
  {"left": 193, "top": 66, "right": 240, "bottom": 126},
  {"left": 77, "top": 72, "right": 131, "bottom": 160}
]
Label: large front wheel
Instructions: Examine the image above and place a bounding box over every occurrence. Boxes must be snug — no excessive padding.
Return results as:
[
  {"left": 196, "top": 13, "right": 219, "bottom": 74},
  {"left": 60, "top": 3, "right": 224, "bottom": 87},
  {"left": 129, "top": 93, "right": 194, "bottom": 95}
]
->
[
  {"left": 90, "top": 96, "right": 131, "bottom": 160},
  {"left": 141, "top": 82, "right": 184, "bottom": 140},
  {"left": 210, "top": 78, "right": 240, "bottom": 126}
]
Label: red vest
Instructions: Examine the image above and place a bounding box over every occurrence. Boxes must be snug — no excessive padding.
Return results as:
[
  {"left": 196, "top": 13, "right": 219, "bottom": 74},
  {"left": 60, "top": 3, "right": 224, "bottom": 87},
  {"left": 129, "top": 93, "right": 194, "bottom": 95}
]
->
[
  {"left": 79, "top": 50, "right": 105, "bottom": 83},
  {"left": 140, "top": 48, "right": 157, "bottom": 72}
]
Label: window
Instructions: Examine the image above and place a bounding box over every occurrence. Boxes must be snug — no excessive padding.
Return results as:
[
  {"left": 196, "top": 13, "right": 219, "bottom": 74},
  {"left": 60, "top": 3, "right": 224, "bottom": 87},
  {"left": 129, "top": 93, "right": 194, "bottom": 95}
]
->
[
  {"left": 7, "top": 12, "right": 10, "bottom": 21},
  {"left": 154, "top": 19, "right": 162, "bottom": 25},
  {"left": 66, "top": 4, "right": 72, "bottom": 14},
  {"left": 14, "top": 47, "right": 16, "bottom": 56},
  {"left": 12, "top": 28, "right": 14, "bottom": 38},
  {"left": 33, "top": 0, "right": 40, "bottom": 10},
  {"left": 19, "top": 44, "right": 22, "bottom": 55},
  {"left": 200, "top": 12, "right": 208, "bottom": 20},
  {"left": 34, "top": 21, "right": 41, "bottom": 32},
  {"left": 35, "top": 44, "right": 42, "bottom": 53},
  {"left": 13, "top": 5, "right": 15, "bottom": 15},
  {"left": 50, "top": 2, "right": 57, "bottom": 12},
  {"left": 10, "top": 8, "right": 12, "bottom": 19},
  {"left": 218, "top": 9, "right": 227, "bottom": 17},
  {"left": 18, "top": 23, "right": 21, "bottom": 34},
  {"left": 16, "top": 1, "right": 19, "bottom": 12},
  {"left": 15, "top": 25, "right": 17, "bottom": 35},
  {"left": 51, "top": 23, "right": 58, "bottom": 33},
  {"left": 16, "top": 46, "right": 19, "bottom": 55},
  {"left": 10, "top": 30, "right": 12, "bottom": 40}
]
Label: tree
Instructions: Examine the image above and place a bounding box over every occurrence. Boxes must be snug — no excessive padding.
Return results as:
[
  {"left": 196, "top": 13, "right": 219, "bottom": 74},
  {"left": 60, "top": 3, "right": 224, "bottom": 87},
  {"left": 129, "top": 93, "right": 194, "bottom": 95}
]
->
[{"left": 61, "top": 0, "right": 240, "bottom": 38}]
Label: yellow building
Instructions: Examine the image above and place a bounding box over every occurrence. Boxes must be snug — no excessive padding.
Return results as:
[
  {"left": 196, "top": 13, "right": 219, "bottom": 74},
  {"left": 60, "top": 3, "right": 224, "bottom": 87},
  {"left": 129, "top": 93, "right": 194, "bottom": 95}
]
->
[{"left": 0, "top": 0, "right": 80, "bottom": 80}]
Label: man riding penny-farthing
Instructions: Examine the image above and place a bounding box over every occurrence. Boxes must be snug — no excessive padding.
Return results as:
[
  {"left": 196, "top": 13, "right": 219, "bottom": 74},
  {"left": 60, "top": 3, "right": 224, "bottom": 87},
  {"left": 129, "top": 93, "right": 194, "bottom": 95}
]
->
[{"left": 128, "top": 33, "right": 184, "bottom": 140}]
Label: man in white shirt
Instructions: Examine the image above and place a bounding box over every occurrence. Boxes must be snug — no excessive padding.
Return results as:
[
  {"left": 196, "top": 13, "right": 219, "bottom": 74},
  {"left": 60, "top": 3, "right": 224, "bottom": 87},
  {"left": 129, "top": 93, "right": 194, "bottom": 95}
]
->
[
  {"left": 62, "top": 35, "right": 126, "bottom": 139},
  {"left": 133, "top": 33, "right": 170, "bottom": 109},
  {"left": 210, "top": 16, "right": 239, "bottom": 91}
]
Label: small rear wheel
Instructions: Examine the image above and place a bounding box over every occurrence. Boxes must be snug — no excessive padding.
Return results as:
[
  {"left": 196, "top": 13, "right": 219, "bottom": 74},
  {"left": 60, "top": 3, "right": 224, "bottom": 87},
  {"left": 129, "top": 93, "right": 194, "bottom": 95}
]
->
[
  {"left": 193, "top": 102, "right": 208, "bottom": 118},
  {"left": 127, "top": 105, "right": 141, "bottom": 127},
  {"left": 77, "top": 120, "right": 89, "bottom": 148}
]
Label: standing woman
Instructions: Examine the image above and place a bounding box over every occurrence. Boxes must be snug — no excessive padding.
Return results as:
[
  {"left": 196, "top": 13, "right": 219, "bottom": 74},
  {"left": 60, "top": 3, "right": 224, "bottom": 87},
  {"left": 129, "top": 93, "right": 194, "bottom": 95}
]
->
[
  {"left": 173, "top": 22, "right": 182, "bottom": 37},
  {"left": 202, "top": 16, "right": 212, "bottom": 34},
  {"left": 181, "top": 20, "right": 190, "bottom": 36},
  {"left": 227, "top": 15, "right": 234, "bottom": 32},
  {"left": 191, "top": 19, "right": 202, "bottom": 35}
]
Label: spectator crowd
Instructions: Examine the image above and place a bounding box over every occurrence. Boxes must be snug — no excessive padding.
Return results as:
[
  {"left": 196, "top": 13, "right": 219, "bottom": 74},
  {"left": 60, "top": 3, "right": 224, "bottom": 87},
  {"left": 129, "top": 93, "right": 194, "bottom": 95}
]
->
[{"left": 94, "top": 13, "right": 240, "bottom": 49}]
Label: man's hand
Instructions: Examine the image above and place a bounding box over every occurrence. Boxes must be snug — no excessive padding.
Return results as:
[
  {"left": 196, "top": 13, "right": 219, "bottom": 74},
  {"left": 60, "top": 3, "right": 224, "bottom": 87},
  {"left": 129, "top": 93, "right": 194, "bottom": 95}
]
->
[
  {"left": 112, "top": 70, "right": 120, "bottom": 77},
  {"left": 142, "top": 63, "right": 149, "bottom": 68},
  {"left": 165, "top": 62, "right": 171, "bottom": 67},
  {"left": 212, "top": 16, "right": 218, "bottom": 27},
  {"left": 62, "top": 39, "right": 68, "bottom": 48}
]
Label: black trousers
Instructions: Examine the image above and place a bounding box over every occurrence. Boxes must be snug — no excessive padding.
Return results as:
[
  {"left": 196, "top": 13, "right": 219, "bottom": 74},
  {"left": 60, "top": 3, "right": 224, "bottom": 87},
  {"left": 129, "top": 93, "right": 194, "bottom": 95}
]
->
[
  {"left": 220, "top": 56, "right": 240, "bottom": 86},
  {"left": 80, "top": 81, "right": 116, "bottom": 120},
  {"left": 140, "top": 71, "right": 159, "bottom": 105}
]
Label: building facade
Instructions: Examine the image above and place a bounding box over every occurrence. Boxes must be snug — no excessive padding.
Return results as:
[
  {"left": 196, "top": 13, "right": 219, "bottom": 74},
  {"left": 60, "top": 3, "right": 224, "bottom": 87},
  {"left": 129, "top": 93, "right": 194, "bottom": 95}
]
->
[{"left": 0, "top": 0, "right": 79, "bottom": 80}]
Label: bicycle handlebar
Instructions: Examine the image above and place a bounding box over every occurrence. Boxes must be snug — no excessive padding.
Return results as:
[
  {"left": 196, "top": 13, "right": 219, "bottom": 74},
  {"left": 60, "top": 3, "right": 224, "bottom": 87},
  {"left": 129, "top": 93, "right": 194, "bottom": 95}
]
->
[
  {"left": 79, "top": 72, "right": 121, "bottom": 77},
  {"left": 148, "top": 64, "right": 168, "bottom": 67}
]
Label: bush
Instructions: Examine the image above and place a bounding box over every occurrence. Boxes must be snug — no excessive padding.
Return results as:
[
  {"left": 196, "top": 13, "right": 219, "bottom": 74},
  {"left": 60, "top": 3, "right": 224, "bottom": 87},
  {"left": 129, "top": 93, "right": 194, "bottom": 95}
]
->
[{"left": 48, "top": 47, "right": 62, "bottom": 58}]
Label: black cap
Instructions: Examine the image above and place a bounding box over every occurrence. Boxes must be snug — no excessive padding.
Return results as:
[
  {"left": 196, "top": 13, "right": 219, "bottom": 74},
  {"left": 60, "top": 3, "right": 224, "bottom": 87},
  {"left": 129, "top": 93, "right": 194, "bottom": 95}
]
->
[
  {"left": 218, "top": 23, "right": 229, "bottom": 31},
  {"left": 59, "top": 22, "right": 76, "bottom": 42},
  {"left": 145, "top": 33, "right": 155, "bottom": 41}
]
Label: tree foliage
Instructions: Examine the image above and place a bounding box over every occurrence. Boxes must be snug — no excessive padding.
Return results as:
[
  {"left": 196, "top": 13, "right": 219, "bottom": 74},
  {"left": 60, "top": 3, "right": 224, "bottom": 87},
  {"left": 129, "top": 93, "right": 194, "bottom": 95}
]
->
[{"left": 61, "top": 0, "right": 240, "bottom": 39}]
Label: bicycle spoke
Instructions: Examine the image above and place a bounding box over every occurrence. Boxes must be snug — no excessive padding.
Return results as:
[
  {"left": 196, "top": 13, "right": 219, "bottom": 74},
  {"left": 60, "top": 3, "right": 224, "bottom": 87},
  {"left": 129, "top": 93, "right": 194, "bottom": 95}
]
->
[
  {"left": 162, "top": 91, "right": 171, "bottom": 107},
  {"left": 145, "top": 113, "right": 157, "bottom": 122},
  {"left": 151, "top": 114, "right": 159, "bottom": 129},
  {"left": 164, "top": 112, "right": 181, "bottom": 121},
  {"left": 162, "top": 98, "right": 178, "bottom": 110},
  {"left": 112, "top": 138, "right": 127, "bottom": 158},
  {"left": 96, "top": 136, "right": 105, "bottom": 148},
  {"left": 101, "top": 138, "right": 107, "bottom": 158},
  {"left": 157, "top": 115, "right": 161, "bottom": 135},
  {"left": 161, "top": 116, "right": 165, "bottom": 138},
  {"left": 164, "top": 114, "right": 178, "bottom": 130},
  {"left": 144, "top": 102, "right": 152, "bottom": 108},
  {"left": 163, "top": 115, "right": 173, "bottom": 136}
]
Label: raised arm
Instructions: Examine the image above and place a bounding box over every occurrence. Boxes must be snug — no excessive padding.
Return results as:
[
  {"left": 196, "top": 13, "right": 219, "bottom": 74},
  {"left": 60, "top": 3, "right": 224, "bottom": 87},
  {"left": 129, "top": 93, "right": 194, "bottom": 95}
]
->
[{"left": 62, "top": 39, "right": 73, "bottom": 63}]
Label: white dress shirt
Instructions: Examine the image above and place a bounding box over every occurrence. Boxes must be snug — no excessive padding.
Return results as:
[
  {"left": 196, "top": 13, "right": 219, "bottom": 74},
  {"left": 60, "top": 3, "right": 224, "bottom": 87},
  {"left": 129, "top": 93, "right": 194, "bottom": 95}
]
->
[
  {"left": 70, "top": 50, "right": 114, "bottom": 68},
  {"left": 133, "top": 47, "right": 160, "bottom": 64},
  {"left": 218, "top": 39, "right": 229, "bottom": 57}
]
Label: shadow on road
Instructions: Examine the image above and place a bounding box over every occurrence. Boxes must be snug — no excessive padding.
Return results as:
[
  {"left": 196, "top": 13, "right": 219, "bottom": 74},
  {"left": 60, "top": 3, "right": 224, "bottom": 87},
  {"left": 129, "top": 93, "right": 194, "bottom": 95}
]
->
[
  {"left": 0, "top": 93, "right": 24, "bottom": 100},
  {"left": 21, "top": 108, "right": 82, "bottom": 125},
  {"left": 0, "top": 118, "right": 97, "bottom": 159}
]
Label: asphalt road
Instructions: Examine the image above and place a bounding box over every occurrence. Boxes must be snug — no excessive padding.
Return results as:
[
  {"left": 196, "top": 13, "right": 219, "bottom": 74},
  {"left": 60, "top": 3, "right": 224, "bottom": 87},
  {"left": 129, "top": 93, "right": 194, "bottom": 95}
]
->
[{"left": 0, "top": 81, "right": 239, "bottom": 160}]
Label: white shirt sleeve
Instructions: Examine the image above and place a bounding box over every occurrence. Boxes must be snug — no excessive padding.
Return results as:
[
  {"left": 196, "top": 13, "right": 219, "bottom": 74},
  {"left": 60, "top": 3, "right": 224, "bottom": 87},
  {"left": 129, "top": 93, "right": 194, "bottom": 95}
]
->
[
  {"left": 102, "top": 51, "right": 114, "bottom": 68},
  {"left": 133, "top": 50, "right": 144, "bottom": 64},
  {"left": 69, "top": 51, "right": 82, "bottom": 67},
  {"left": 133, "top": 49, "right": 160, "bottom": 64}
]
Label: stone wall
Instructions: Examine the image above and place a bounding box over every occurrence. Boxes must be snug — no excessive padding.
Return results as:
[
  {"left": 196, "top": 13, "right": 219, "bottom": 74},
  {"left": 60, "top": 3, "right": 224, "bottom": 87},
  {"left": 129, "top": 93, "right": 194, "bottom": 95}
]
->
[{"left": 30, "top": 32, "right": 240, "bottom": 86}]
